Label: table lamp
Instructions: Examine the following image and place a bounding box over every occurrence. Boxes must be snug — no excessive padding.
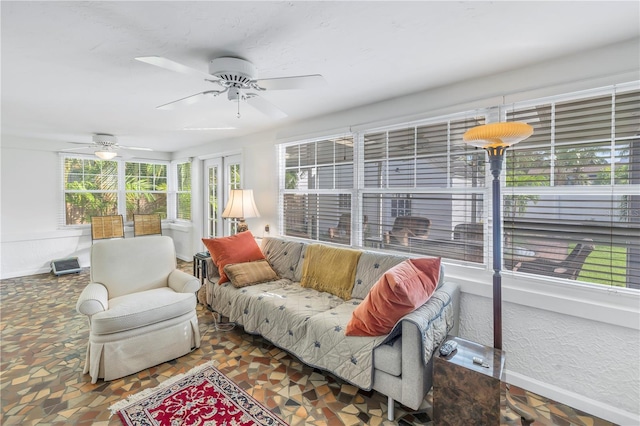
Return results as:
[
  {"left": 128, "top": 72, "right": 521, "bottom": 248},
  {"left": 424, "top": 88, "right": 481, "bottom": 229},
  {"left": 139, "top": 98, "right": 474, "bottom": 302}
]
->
[{"left": 222, "top": 189, "right": 260, "bottom": 233}]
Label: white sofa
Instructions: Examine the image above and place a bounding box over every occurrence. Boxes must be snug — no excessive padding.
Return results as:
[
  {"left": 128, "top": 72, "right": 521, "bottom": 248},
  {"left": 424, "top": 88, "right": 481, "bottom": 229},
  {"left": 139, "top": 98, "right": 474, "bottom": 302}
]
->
[
  {"left": 203, "top": 236, "right": 460, "bottom": 420},
  {"left": 76, "top": 235, "right": 201, "bottom": 383}
]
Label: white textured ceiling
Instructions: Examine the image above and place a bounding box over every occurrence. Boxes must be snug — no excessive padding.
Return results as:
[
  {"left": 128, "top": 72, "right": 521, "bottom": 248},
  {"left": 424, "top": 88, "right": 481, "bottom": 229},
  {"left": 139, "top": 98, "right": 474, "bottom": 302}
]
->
[{"left": 2, "top": 1, "right": 639, "bottom": 153}]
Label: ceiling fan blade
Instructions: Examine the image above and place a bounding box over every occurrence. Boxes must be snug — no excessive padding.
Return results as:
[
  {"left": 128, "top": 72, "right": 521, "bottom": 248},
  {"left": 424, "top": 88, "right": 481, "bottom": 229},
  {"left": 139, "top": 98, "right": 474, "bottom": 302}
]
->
[
  {"left": 118, "top": 145, "right": 153, "bottom": 151},
  {"left": 135, "top": 56, "right": 213, "bottom": 80},
  {"left": 255, "top": 74, "right": 326, "bottom": 91},
  {"left": 157, "top": 92, "right": 208, "bottom": 110},
  {"left": 246, "top": 95, "right": 287, "bottom": 119},
  {"left": 61, "top": 146, "right": 91, "bottom": 152}
]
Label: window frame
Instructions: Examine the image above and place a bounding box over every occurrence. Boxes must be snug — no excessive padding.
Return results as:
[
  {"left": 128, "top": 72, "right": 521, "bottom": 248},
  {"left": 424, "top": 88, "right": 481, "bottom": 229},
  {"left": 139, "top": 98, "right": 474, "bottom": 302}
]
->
[
  {"left": 172, "top": 159, "right": 192, "bottom": 222},
  {"left": 61, "top": 154, "right": 179, "bottom": 226},
  {"left": 503, "top": 83, "right": 640, "bottom": 290},
  {"left": 124, "top": 159, "right": 169, "bottom": 221},
  {"left": 279, "top": 134, "right": 356, "bottom": 244},
  {"left": 278, "top": 81, "right": 640, "bottom": 293}
]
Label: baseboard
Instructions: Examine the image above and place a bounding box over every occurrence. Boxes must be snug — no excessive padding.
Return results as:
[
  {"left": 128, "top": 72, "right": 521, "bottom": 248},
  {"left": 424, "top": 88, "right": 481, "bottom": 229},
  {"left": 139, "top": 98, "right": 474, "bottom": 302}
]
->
[
  {"left": 176, "top": 254, "right": 193, "bottom": 262},
  {"left": 1, "top": 266, "right": 51, "bottom": 280},
  {"left": 507, "top": 370, "right": 639, "bottom": 425}
]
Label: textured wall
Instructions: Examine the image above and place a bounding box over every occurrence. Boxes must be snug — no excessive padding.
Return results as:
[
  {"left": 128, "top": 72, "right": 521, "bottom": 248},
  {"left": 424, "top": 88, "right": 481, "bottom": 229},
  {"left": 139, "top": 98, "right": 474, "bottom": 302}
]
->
[{"left": 459, "top": 292, "right": 640, "bottom": 418}]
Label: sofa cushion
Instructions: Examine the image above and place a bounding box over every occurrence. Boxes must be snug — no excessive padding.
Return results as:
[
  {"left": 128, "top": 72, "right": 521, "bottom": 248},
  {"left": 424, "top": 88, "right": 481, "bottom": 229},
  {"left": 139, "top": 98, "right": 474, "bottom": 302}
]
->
[
  {"left": 345, "top": 257, "right": 441, "bottom": 336},
  {"left": 300, "top": 244, "right": 362, "bottom": 300},
  {"left": 90, "top": 287, "right": 196, "bottom": 335},
  {"left": 202, "top": 231, "right": 265, "bottom": 284},
  {"left": 351, "top": 252, "right": 408, "bottom": 300},
  {"left": 373, "top": 336, "right": 402, "bottom": 377},
  {"left": 261, "top": 237, "right": 305, "bottom": 281},
  {"left": 224, "top": 259, "right": 279, "bottom": 288}
]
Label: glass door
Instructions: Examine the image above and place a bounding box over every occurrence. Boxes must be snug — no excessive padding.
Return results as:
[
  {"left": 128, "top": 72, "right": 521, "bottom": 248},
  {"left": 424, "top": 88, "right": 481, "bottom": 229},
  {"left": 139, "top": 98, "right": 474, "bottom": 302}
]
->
[{"left": 203, "top": 154, "right": 242, "bottom": 238}]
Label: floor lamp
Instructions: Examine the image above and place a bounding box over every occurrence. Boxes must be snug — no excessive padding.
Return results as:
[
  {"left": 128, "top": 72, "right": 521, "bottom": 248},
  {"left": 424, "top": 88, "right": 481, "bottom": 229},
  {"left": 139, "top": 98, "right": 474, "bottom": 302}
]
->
[{"left": 463, "top": 122, "right": 533, "bottom": 350}]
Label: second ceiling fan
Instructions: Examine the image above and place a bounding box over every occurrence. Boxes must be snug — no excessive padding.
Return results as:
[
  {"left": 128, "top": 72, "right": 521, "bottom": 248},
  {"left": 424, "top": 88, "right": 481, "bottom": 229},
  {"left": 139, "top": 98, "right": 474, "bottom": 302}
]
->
[{"left": 136, "top": 56, "right": 326, "bottom": 119}]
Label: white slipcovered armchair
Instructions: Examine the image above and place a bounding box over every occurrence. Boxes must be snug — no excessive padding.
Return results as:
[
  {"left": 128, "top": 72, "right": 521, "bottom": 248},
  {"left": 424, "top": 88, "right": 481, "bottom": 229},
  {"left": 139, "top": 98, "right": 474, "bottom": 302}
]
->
[{"left": 76, "top": 235, "right": 201, "bottom": 383}]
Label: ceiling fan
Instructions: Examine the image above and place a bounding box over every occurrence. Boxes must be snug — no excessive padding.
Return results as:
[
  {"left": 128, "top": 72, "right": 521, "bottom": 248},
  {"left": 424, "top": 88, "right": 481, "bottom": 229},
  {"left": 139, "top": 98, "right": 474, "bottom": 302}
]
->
[
  {"left": 135, "top": 56, "right": 326, "bottom": 119},
  {"left": 63, "top": 134, "right": 152, "bottom": 159}
]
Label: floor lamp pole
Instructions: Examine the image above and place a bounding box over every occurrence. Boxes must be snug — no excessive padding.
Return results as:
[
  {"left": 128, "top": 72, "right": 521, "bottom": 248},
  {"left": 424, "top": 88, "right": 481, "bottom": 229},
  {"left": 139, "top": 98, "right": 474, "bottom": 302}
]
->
[
  {"left": 464, "top": 121, "right": 534, "bottom": 352},
  {"left": 488, "top": 147, "right": 505, "bottom": 351}
]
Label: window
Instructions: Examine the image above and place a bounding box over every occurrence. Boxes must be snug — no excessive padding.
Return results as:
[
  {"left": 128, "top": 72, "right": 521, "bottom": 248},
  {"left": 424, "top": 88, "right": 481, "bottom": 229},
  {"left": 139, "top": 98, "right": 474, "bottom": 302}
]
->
[
  {"left": 125, "top": 161, "right": 167, "bottom": 221},
  {"left": 280, "top": 135, "right": 354, "bottom": 242},
  {"left": 391, "top": 197, "right": 411, "bottom": 217},
  {"left": 63, "top": 157, "right": 118, "bottom": 224},
  {"left": 361, "top": 118, "right": 486, "bottom": 261},
  {"left": 226, "top": 160, "right": 243, "bottom": 235},
  {"left": 62, "top": 155, "right": 176, "bottom": 225},
  {"left": 278, "top": 82, "right": 639, "bottom": 291},
  {"left": 175, "top": 161, "right": 192, "bottom": 221},
  {"left": 504, "top": 85, "right": 640, "bottom": 289}
]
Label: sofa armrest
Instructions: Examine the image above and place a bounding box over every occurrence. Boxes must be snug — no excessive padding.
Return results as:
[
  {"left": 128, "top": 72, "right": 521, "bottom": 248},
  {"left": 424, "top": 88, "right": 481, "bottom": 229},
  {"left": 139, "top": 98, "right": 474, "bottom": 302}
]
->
[
  {"left": 206, "top": 258, "right": 220, "bottom": 281},
  {"left": 76, "top": 282, "right": 109, "bottom": 316},
  {"left": 168, "top": 269, "right": 201, "bottom": 293},
  {"left": 398, "top": 281, "right": 460, "bottom": 408},
  {"left": 400, "top": 320, "right": 431, "bottom": 409}
]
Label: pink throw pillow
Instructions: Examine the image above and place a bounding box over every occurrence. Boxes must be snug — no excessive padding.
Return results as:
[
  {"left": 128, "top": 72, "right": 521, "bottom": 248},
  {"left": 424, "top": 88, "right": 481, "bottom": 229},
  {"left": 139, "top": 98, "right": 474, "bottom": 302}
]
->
[
  {"left": 345, "top": 257, "right": 441, "bottom": 336},
  {"left": 202, "top": 231, "right": 265, "bottom": 284}
]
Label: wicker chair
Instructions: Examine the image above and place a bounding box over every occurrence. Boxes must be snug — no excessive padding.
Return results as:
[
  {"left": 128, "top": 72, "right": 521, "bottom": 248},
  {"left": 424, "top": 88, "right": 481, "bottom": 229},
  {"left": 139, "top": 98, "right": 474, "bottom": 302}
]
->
[
  {"left": 133, "top": 213, "right": 162, "bottom": 237},
  {"left": 91, "top": 215, "right": 124, "bottom": 242}
]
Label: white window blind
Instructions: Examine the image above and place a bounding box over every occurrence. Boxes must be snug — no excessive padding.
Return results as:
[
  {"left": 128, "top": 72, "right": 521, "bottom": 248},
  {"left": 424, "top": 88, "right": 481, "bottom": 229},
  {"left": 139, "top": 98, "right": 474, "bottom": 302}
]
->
[
  {"left": 280, "top": 135, "right": 354, "bottom": 243},
  {"left": 278, "top": 82, "right": 639, "bottom": 291},
  {"left": 361, "top": 117, "right": 487, "bottom": 263},
  {"left": 504, "top": 86, "right": 640, "bottom": 288}
]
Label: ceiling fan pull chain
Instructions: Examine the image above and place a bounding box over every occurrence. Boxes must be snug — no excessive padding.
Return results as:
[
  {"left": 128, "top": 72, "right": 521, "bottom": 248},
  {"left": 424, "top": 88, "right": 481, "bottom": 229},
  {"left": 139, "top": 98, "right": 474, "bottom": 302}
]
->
[{"left": 237, "top": 94, "right": 241, "bottom": 118}]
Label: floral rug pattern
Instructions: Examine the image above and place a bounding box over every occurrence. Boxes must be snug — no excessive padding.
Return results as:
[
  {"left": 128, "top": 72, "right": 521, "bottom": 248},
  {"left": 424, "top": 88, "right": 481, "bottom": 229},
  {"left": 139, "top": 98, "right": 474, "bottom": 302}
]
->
[{"left": 110, "top": 362, "right": 287, "bottom": 426}]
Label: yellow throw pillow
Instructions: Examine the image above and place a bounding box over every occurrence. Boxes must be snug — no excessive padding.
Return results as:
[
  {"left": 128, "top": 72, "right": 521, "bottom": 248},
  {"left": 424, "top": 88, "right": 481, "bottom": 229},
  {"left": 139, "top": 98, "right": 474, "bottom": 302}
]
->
[{"left": 223, "top": 259, "right": 279, "bottom": 288}]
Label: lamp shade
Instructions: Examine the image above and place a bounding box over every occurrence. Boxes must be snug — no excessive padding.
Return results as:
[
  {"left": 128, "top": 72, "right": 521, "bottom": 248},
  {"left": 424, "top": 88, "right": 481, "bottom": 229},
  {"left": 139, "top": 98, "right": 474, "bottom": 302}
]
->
[
  {"left": 222, "top": 189, "right": 260, "bottom": 219},
  {"left": 463, "top": 122, "right": 533, "bottom": 149},
  {"left": 95, "top": 150, "right": 117, "bottom": 160}
]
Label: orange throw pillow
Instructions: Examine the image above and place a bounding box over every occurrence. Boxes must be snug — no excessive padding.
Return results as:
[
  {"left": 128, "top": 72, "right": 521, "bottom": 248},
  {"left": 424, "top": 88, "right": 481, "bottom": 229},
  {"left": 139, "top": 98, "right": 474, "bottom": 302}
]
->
[
  {"left": 345, "top": 257, "right": 441, "bottom": 337},
  {"left": 202, "top": 231, "right": 265, "bottom": 284}
]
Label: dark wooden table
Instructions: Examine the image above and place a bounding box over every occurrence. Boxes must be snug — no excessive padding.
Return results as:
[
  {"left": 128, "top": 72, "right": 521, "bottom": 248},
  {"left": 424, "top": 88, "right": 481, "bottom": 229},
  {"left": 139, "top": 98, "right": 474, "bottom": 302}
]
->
[{"left": 433, "top": 336, "right": 505, "bottom": 425}]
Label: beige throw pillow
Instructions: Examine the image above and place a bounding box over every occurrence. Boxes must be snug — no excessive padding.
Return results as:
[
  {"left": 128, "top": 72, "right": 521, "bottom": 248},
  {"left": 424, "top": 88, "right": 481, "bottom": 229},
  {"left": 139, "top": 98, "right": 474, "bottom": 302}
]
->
[{"left": 223, "top": 259, "right": 279, "bottom": 288}]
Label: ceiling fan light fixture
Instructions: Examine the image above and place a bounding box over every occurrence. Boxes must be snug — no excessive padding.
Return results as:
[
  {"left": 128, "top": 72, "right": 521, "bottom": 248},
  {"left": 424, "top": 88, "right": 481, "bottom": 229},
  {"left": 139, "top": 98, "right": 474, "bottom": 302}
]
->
[{"left": 95, "top": 149, "right": 117, "bottom": 160}]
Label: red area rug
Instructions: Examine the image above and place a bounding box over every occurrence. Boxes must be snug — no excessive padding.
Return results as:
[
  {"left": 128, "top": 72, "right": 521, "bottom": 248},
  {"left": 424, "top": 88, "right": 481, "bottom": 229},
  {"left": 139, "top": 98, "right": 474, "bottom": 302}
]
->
[{"left": 109, "top": 361, "right": 288, "bottom": 426}]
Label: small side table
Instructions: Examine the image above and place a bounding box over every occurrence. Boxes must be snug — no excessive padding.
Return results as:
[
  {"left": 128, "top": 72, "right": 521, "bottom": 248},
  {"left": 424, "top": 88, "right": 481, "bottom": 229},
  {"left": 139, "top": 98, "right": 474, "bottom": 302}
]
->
[
  {"left": 433, "top": 336, "right": 505, "bottom": 425},
  {"left": 193, "top": 251, "right": 210, "bottom": 285}
]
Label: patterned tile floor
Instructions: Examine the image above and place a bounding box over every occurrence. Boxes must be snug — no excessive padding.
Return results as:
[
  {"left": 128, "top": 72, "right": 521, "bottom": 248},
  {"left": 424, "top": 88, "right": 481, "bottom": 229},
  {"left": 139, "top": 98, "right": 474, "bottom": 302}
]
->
[{"left": 0, "top": 261, "right": 615, "bottom": 426}]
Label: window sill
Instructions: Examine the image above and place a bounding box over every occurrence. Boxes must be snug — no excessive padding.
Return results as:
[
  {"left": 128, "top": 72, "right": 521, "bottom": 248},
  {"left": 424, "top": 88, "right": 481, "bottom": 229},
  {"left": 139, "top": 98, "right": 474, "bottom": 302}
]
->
[
  {"left": 166, "top": 221, "right": 192, "bottom": 232},
  {"left": 446, "top": 263, "right": 640, "bottom": 331}
]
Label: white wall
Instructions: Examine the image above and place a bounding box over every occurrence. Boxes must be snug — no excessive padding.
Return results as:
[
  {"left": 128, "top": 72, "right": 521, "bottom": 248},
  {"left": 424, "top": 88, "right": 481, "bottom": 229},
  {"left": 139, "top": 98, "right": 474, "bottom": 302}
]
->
[
  {"left": 0, "top": 141, "right": 180, "bottom": 276},
  {"left": 2, "top": 39, "right": 639, "bottom": 423}
]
